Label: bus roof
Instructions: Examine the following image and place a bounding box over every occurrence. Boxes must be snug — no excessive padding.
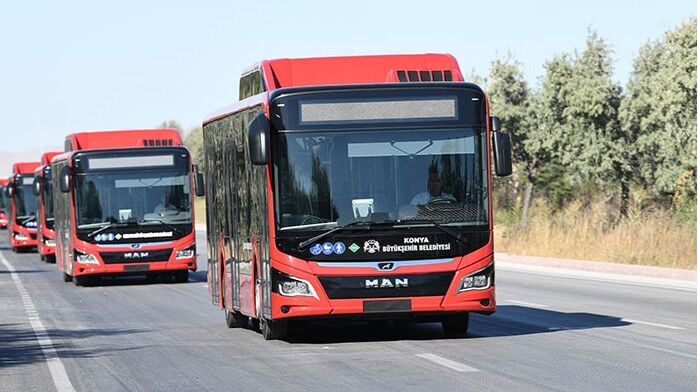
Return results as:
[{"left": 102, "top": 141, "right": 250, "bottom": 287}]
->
[
  {"left": 0, "top": 178, "right": 7, "bottom": 186},
  {"left": 259, "top": 53, "right": 463, "bottom": 89},
  {"left": 40, "top": 152, "right": 62, "bottom": 166},
  {"left": 13, "top": 162, "right": 40, "bottom": 175},
  {"left": 64, "top": 129, "right": 183, "bottom": 152}
]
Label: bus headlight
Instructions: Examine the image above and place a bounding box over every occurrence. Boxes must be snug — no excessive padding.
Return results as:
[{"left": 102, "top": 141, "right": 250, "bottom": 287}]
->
[
  {"left": 175, "top": 245, "right": 196, "bottom": 259},
  {"left": 14, "top": 233, "right": 28, "bottom": 241},
  {"left": 74, "top": 250, "right": 100, "bottom": 265},
  {"left": 273, "top": 270, "right": 318, "bottom": 299},
  {"left": 458, "top": 264, "right": 494, "bottom": 292},
  {"left": 44, "top": 238, "right": 56, "bottom": 247}
]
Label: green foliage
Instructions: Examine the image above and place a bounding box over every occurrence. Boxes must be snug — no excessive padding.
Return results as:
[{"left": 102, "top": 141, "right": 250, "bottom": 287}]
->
[
  {"left": 620, "top": 17, "right": 697, "bottom": 206},
  {"left": 184, "top": 126, "right": 204, "bottom": 168},
  {"left": 158, "top": 120, "right": 184, "bottom": 137}
]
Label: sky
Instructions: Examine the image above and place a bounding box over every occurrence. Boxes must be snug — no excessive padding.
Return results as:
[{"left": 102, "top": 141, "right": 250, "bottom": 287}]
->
[{"left": 0, "top": 0, "right": 694, "bottom": 164}]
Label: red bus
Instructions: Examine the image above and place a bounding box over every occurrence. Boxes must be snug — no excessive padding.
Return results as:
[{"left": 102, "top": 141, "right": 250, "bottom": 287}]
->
[
  {"left": 6, "top": 162, "right": 41, "bottom": 252},
  {"left": 202, "top": 54, "right": 512, "bottom": 339},
  {"left": 51, "top": 129, "right": 204, "bottom": 286},
  {"left": 0, "top": 178, "right": 8, "bottom": 229},
  {"left": 33, "top": 152, "right": 62, "bottom": 262}
]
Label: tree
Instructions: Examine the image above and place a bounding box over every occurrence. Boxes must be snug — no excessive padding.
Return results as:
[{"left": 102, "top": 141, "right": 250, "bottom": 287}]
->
[
  {"left": 184, "top": 126, "right": 204, "bottom": 168},
  {"left": 486, "top": 55, "right": 535, "bottom": 223},
  {"left": 620, "top": 17, "right": 697, "bottom": 209},
  {"left": 158, "top": 120, "right": 184, "bottom": 137}
]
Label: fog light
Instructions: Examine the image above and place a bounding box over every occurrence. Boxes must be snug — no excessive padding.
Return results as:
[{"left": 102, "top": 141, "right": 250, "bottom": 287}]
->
[
  {"left": 74, "top": 250, "right": 99, "bottom": 265},
  {"left": 14, "top": 233, "right": 28, "bottom": 241}
]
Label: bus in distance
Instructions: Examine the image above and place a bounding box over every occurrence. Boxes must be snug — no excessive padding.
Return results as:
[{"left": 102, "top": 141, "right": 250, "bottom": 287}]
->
[
  {"left": 33, "top": 151, "right": 61, "bottom": 263},
  {"left": 202, "top": 54, "right": 512, "bottom": 340},
  {"left": 51, "top": 129, "right": 204, "bottom": 286},
  {"left": 0, "top": 178, "right": 8, "bottom": 230},
  {"left": 5, "top": 162, "right": 41, "bottom": 252}
]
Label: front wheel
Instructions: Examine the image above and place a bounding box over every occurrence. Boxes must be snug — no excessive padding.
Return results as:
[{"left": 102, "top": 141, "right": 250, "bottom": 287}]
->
[
  {"left": 261, "top": 318, "right": 288, "bottom": 340},
  {"left": 62, "top": 272, "right": 72, "bottom": 282},
  {"left": 225, "top": 309, "right": 247, "bottom": 328},
  {"left": 173, "top": 270, "right": 189, "bottom": 283},
  {"left": 442, "top": 313, "right": 469, "bottom": 336}
]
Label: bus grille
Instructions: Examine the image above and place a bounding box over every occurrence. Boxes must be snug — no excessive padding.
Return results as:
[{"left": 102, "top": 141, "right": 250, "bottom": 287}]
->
[
  {"left": 100, "top": 249, "right": 172, "bottom": 264},
  {"left": 318, "top": 272, "right": 454, "bottom": 299}
]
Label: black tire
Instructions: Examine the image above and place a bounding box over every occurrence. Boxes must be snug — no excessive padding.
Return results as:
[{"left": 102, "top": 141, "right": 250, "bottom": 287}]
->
[
  {"left": 40, "top": 254, "right": 45, "bottom": 261},
  {"left": 73, "top": 275, "right": 91, "bottom": 287},
  {"left": 261, "top": 318, "right": 288, "bottom": 340},
  {"left": 442, "top": 313, "right": 470, "bottom": 336},
  {"left": 174, "top": 270, "right": 189, "bottom": 283},
  {"left": 46, "top": 255, "right": 56, "bottom": 264},
  {"left": 62, "top": 272, "right": 72, "bottom": 282},
  {"left": 225, "top": 309, "right": 247, "bottom": 328}
]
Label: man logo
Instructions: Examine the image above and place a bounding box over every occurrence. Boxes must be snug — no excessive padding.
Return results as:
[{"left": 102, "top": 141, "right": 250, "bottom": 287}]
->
[
  {"left": 365, "top": 278, "right": 408, "bottom": 288},
  {"left": 363, "top": 239, "right": 380, "bottom": 254},
  {"left": 124, "top": 252, "right": 149, "bottom": 259},
  {"left": 378, "top": 262, "right": 395, "bottom": 270}
]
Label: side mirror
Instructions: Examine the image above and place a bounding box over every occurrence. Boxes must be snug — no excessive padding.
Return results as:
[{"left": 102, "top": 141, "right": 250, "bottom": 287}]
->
[
  {"left": 33, "top": 177, "right": 41, "bottom": 196},
  {"left": 248, "top": 112, "right": 269, "bottom": 166},
  {"left": 492, "top": 130, "right": 513, "bottom": 177},
  {"left": 59, "top": 165, "right": 71, "bottom": 193},
  {"left": 5, "top": 184, "right": 13, "bottom": 197},
  {"left": 193, "top": 165, "right": 205, "bottom": 197}
]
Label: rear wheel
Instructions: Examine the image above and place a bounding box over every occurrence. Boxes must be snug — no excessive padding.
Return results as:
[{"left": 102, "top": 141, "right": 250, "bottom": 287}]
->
[
  {"left": 174, "top": 270, "right": 189, "bottom": 283},
  {"left": 260, "top": 318, "right": 288, "bottom": 340},
  {"left": 442, "top": 313, "right": 469, "bottom": 336},
  {"left": 225, "top": 309, "right": 247, "bottom": 328}
]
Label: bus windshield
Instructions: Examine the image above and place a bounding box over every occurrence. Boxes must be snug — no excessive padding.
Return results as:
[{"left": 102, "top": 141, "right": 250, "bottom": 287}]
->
[
  {"left": 14, "top": 175, "right": 37, "bottom": 222},
  {"left": 272, "top": 126, "right": 488, "bottom": 232},
  {"left": 71, "top": 150, "right": 193, "bottom": 233}
]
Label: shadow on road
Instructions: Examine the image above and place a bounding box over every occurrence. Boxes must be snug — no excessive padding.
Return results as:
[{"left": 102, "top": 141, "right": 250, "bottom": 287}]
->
[
  {"left": 0, "top": 323, "right": 148, "bottom": 368},
  {"left": 70, "top": 271, "right": 205, "bottom": 287},
  {"left": 0, "top": 269, "right": 45, "bottom": 274},
  {"left": 281, "top": 305, "right": 631, "bottom": 344}
]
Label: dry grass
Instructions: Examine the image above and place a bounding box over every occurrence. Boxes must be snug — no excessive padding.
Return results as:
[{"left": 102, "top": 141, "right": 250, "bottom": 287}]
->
[
  {"left": 194, "top": 197, "right": 206, "bottom": 226},
  {"left": 495, "top": 200, "right": 697, "bottom": 269}
]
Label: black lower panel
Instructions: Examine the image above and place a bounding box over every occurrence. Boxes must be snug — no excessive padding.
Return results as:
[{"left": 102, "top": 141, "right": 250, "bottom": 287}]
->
[
  {"left": 319, "top": 272, "right": 454, "bottom": 299},
  {"left": 363, "top": 299, "right": 412, "bottom": 313}
]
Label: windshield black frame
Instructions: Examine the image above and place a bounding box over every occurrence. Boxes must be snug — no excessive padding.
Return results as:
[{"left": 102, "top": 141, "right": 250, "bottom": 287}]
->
[
  {"left": 71, "top": 147, "right": 194, "bottom": 243},
  {"left": 268, "top": 85, "right": 491, "bottom": 261}
]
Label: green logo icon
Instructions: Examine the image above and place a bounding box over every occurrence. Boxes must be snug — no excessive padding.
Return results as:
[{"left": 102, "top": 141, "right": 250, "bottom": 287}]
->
[{"left": 348, "top": 243, "right": 360, "bottom": 253}]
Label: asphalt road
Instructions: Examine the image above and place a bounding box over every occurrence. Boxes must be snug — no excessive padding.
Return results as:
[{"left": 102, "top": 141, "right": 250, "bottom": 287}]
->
[{"left": 0, "top": 230, "right": 695, "bottom": 391}]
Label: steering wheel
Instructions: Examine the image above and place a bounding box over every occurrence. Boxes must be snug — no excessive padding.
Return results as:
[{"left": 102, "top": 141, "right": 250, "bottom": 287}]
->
[
  {"left": 300, "top": 215, "right": 324, "bottom": 225},
  {"left": 427, "top": 197, "right": 457, "bottom": 205}
]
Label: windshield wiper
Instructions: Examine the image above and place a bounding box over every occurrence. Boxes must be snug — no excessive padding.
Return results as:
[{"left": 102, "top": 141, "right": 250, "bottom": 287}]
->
[
  {"left": 397, "top": 219, "right": 468, "bottom": 246},
  {"left": 140, "top": 219, "right": 183, "bottom": 236},
  {"left": 298, "top": 221, "right": 394, "bottom": 250},
  {"left": 86, "top": 221, "right": 138, "bottom": 238}
]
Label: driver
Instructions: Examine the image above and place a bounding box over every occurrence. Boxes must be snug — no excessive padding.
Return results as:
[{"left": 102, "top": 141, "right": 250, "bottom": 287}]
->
[{"left": 410, "top": 168, "right": 455, "bottom": 205}]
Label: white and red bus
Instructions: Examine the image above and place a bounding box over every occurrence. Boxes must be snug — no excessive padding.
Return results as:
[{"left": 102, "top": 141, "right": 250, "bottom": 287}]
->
[
  {"left": 6, "top": 162, "right": 41, "bottom": 252},
  {"left": 33, "top": 151, "right": 61, "bottom": 262},
  {"left": 51, "top": 129, "right": 204, "bottom": 285},
  {"left": 0, "top": 178, "right": 8, "bottom": 230},
  {"left": 202, "top": 54, "right": 512, "bottom": 339}
]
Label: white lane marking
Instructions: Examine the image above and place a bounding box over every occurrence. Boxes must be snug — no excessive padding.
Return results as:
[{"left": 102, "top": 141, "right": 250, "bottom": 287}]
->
[
  {"left": 621, "top": 318, "right": 685, "bottom": 330},
  {"left": 0, "top": 250, "right": 77, "bottom": 392},
  {"left": 415, "top": 353, "right": 479, "bottom": 372},
  {"left": 500, "top": 299, "right": 550, "bottom": 308}
]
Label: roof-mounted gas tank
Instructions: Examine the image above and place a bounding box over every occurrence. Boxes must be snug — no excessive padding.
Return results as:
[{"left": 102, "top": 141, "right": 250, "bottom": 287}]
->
[
  {"left": 239, "top": 53, "right": 464, "bottom": 100},
  {"left": 64, "top": 129, "right": 183, "bottom": 152}
]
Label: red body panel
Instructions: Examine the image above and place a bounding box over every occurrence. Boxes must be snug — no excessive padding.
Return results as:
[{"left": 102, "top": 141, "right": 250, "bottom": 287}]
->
[
  {"left": 35, "top": 152, "right": 61, "bottom": 257},
  {"left": 8, "top": 162, "right": 41, "bottom": 249},
  {"left": 208, "top": 53, "right": 495, "bottom": 323},
  {"left": 55, "top": 129, "right": 197, "bottom": 279},
  {"left": 0, "top": 178, "right": 8, "bottom": 229}
]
